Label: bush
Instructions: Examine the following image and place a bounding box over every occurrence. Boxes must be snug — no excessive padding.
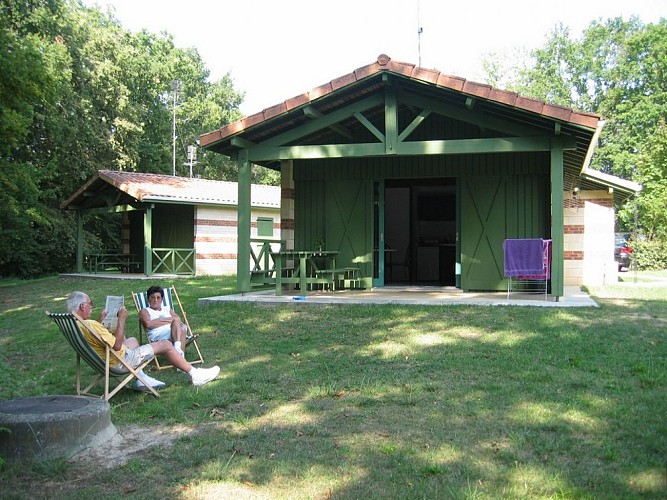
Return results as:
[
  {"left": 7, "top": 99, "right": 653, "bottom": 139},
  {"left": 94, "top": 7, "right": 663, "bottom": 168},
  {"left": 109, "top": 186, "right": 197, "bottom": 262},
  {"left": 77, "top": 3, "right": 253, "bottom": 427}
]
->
[
  {"left": 0, "top": 210, "right": 77, "bottom": 278},
  {"left": 631, "top": 238, "right": 667, "bottom": 271}
]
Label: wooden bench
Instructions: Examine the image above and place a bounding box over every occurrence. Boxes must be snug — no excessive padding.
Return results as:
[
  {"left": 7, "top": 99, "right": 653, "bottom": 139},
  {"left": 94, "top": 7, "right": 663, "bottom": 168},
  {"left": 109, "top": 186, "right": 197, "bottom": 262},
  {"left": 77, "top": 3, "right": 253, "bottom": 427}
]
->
[
  {"left": 251, "top": 269, "right": 275, "bottom": 285},
  {"left": 87, "top": 253, "right": 140, "bottom": 273},
  {"left": 251, "top": 267, "right": 296, "bottom": 286},
  {"left": 272, "top": 250, "right": 338, "bottom": 296},
  {"left": 313, "top": 267, "right": 361, "bottom": 290}
]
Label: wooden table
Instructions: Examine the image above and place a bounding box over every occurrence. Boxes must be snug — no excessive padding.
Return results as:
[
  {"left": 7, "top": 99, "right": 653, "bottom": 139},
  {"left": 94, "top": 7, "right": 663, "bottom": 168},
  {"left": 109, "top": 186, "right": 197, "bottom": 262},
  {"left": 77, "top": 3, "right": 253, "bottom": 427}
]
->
[
  {"left": 87, "top": 253, "right": 140, "bottom": 273},
  {"left": 271, "top": 250, "right": 339, "bottom": 296}
]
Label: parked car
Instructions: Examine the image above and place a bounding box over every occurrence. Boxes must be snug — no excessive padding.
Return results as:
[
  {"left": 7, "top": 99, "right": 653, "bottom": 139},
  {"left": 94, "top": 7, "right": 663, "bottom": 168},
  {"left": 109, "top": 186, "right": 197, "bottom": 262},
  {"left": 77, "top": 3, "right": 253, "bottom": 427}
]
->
[{"left": 615, "top": 233, "right": 632, "bottom": 271}]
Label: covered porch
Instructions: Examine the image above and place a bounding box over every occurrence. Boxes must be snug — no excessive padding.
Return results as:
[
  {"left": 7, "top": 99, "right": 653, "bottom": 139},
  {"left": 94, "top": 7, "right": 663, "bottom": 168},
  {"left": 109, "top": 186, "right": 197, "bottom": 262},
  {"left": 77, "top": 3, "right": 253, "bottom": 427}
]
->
[{"left": 201, "top": 54, "right": 639, "bottom": 299}]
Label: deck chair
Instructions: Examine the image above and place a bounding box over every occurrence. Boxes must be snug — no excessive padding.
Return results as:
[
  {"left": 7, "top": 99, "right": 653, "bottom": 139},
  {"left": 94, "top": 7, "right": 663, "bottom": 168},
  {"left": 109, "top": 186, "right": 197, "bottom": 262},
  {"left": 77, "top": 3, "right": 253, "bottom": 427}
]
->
[
  {"left": 46, "top": 311, "right": 159, "bottom": 400},
  {"left": 131, "top": 286, "right": 204, "bottom": 370}
]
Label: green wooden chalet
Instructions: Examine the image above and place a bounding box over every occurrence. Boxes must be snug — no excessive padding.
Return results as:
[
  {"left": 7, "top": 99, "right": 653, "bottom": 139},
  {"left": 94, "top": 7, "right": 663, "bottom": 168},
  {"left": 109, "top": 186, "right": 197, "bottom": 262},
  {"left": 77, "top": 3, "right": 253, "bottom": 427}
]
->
[{"left": 200, "top": 54, "right": 640, "bottom": 298}]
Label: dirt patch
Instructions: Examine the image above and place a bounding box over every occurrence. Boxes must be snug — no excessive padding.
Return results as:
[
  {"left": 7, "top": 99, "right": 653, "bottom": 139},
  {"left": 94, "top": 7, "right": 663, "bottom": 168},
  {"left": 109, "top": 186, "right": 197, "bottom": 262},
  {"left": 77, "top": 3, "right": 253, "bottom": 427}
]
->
[{"left": 73, "top": 422, "right": 209, "bottom": 469}]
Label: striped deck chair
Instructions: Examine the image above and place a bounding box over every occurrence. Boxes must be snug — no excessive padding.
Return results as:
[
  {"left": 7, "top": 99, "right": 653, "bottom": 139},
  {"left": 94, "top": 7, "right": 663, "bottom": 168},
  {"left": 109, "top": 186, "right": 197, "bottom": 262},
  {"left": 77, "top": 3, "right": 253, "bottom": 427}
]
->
[
  {"left": 131, "top": 286, "right": 204, "bottom": 370},
  {"left": 46, "top": 311, "right": 159, "bottom": 400}
]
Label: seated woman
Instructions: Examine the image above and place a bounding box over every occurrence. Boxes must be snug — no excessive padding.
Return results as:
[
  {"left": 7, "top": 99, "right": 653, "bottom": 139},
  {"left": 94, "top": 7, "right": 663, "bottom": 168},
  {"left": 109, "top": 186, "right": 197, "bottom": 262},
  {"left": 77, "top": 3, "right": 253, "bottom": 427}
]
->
[{"left": 139, "top": 285, "right": 187, "bottom": 357}]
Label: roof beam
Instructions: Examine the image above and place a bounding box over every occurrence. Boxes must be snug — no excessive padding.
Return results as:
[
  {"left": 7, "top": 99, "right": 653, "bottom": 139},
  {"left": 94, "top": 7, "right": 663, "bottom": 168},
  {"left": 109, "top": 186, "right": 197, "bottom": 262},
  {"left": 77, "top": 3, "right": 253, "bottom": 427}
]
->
[
  {"left": 385, "top": 84, "right": 398, "bottom": 154},
  {"left": 231, "top": 137, "right": 256, "bottom": 149},
  {"left": 397, "top": 109, "right": 431, "bottom": 142},
  {"left": 246, "top": 135, "right": 575, "bottom": 162},
  {"left": 353, "top": 112, "right": 384, "bottom": 142},
  {"left": 396, "top": 136, "right": 568, "bottom": 156},
  {"left": 248, "top": 143, "right": 385, "bottom": 161},
  {"left": 69, "top": 204, "right": 143, "bottom": 215},
  {"left": 258, "top": 94, "right": 383, "bottom": 147},
  {"left": 396, "top": 86, "right": 547, "bottom": 138},
  {"left": 303, "top": 106, "right": 353, "bottom": 139}
]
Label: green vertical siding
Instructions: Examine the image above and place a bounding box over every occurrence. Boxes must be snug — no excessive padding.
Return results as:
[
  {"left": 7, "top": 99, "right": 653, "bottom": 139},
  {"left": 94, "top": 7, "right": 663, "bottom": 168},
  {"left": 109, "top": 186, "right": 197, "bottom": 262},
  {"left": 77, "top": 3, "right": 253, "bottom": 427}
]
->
[
  {"left": 294, "top": 152, "right": 550, "bottom": 291},
  {"left": 460, "top": 175, "right": 507, "bottom": 290},
  {"left": 294, "top": 181, "right": 326, "bottom": 250},
  {"left": 325, "top": 180, "right": 373, "bottom": 281},
  {"left": 153, "top": 205, "right": 194, "bottom": 247},
  {"left": 129, "top": 211, "right": 145, "bottom": 273}
]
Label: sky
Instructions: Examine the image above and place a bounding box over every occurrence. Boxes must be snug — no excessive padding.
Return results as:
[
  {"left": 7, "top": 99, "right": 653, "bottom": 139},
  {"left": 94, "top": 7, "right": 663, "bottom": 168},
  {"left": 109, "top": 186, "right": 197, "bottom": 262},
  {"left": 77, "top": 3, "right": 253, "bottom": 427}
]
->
[{"left": 82, "top": 0, "right": 665, "bottom": 116}]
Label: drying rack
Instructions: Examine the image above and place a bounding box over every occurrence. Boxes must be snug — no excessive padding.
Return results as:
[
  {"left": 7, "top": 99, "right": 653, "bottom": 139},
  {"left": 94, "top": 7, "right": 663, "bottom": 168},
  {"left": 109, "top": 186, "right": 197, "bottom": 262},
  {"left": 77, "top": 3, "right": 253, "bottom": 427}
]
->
[{"left": 503, "top": 239, "right": 552, "bottom": 300}]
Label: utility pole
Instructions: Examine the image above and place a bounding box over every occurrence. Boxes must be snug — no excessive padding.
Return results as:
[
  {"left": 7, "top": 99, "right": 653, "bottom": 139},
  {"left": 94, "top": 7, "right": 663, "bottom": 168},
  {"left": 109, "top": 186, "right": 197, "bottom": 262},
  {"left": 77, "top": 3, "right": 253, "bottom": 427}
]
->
[{"left": 170, "top": 80, "right": 181, "bottom": 176}]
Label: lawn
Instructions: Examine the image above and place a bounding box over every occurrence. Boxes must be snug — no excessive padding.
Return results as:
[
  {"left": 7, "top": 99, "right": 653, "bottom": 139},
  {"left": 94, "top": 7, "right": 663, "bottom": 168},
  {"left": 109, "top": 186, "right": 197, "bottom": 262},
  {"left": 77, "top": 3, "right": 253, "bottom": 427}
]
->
[{"left": 0, "top": 274, "right": 666, "bottom": 499}]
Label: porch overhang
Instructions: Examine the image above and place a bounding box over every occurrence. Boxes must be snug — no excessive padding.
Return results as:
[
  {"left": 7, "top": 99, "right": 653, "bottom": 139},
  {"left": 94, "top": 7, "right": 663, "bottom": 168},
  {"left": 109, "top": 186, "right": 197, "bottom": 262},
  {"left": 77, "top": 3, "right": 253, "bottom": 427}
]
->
[{"left": 200, "top": 54, "right": 637, "bottom": 296}]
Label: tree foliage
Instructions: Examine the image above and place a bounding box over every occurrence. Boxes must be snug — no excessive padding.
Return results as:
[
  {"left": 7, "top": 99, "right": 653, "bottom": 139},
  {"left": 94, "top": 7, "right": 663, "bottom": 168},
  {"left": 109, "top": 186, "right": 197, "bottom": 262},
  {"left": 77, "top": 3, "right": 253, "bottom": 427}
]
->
[
  {"left": 489, "top": 17, "right": 667, "bottom": 249},
  {"left": 0, "top": 0, "right": 255, "bottom": 277}
]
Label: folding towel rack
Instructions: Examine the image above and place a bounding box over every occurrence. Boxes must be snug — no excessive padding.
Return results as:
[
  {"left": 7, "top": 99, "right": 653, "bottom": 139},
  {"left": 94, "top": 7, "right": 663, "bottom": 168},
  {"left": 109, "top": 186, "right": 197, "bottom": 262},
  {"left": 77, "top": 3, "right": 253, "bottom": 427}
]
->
[{"left": 503, "top": 239, "right": 552, "bottom": 300}]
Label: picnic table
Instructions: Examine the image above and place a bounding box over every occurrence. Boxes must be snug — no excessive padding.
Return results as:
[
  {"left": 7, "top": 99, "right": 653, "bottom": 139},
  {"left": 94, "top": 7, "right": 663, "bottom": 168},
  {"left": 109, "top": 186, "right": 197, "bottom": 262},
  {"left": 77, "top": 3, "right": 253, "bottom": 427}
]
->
[
  {"left": 87, "top": 253, "right": 140, "bottom": 273},
  {"left": 271, "top": 250, "right": 360, "bottom": 296}
]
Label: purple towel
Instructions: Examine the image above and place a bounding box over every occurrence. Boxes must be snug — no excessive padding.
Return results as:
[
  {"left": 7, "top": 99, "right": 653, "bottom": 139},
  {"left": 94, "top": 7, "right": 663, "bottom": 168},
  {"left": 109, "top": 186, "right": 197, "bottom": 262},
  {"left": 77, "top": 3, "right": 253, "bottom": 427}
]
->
[
  {"left": 503, "top": 239, "right": 545, "bottom": 276},
  {"left": 527, "top": 240, "right": 551, "bottom": 279}
]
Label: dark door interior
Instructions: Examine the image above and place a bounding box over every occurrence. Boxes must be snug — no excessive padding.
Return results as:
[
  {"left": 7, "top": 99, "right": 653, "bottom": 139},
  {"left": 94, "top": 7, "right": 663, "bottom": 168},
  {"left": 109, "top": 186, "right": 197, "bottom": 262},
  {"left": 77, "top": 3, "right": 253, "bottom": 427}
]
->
[{"left": 384, "top": 178, "right": 457, "bottom": 286}]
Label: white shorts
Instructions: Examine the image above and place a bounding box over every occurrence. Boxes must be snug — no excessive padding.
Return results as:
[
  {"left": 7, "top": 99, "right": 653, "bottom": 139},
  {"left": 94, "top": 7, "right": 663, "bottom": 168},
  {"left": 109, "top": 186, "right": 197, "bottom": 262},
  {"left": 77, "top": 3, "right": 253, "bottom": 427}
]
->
[
  {"left": 148, "top": 324, "right": 188, "bottom": 343},
  {"left": 148, "top": 325, "right": 172, "bottom": 342},
  {"left": 122, "top": 344, "right": 155, "bottom": 370}
]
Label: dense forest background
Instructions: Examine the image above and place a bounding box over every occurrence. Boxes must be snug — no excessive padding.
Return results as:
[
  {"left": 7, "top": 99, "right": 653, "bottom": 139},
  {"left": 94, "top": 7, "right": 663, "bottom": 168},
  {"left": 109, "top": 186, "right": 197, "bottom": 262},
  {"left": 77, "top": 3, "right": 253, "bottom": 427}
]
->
[
  {"left": 1, "top": 1, "right": 665, "bottom": 277},
  {"left": 484, "top": 17, "right": 667, "bottom": 269}
]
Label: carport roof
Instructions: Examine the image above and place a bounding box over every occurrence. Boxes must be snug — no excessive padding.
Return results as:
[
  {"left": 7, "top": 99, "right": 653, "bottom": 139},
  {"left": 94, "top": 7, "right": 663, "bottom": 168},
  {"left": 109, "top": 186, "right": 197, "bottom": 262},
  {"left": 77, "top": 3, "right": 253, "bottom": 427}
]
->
[{"left": 61, "top": 170, "right": 280, "bottom": 211}]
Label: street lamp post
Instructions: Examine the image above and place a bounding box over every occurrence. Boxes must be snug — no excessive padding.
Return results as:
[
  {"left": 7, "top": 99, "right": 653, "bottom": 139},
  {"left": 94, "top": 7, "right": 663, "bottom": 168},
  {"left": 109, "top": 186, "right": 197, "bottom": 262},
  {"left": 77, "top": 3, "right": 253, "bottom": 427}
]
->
[{"left": 170, "top": 80, "right": 181, "bottom": 176}]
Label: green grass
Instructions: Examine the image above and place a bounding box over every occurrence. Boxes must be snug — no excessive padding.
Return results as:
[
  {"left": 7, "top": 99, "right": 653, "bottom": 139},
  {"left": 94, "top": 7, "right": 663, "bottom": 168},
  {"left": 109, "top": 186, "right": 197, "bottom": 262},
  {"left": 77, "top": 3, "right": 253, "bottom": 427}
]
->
[{"left": 0, "top": 273, "right": 666, "bottom": 499}]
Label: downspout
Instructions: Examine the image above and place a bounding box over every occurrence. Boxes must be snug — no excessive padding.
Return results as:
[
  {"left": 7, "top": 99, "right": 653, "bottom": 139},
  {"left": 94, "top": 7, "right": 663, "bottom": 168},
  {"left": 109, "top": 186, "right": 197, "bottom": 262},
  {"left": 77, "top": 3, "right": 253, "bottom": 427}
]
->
[{"left": 580, "top": 120, "right": 605, "bottom": 175}]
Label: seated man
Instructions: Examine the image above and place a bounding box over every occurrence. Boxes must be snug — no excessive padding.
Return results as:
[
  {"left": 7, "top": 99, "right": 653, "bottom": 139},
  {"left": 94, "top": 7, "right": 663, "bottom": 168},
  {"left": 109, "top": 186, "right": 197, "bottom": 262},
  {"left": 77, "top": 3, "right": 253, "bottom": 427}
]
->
[
  {"left": 66, "top": 291, "right": 220, "bottom": 388},
  {"left": 139, "top": 286, "right": 187, "bottom": 357}
]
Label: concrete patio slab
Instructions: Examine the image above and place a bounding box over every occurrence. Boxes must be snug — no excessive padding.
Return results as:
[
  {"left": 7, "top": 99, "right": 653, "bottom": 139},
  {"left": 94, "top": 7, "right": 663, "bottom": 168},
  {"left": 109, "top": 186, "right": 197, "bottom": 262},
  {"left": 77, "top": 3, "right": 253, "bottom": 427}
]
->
[
  {"left": 198, "top": 286, "right": 598, "bottom": 308},
  {"left": 58, "top": 274, "right": 598, "bottom": 307}
]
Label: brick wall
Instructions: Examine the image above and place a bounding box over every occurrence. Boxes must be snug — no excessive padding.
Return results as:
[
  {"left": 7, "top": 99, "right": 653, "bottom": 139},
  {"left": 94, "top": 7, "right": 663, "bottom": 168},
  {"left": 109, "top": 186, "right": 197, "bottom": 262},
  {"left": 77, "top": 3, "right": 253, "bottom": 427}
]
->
[{"left": 280, "top": 160, "right": 295, "bottom": 250}]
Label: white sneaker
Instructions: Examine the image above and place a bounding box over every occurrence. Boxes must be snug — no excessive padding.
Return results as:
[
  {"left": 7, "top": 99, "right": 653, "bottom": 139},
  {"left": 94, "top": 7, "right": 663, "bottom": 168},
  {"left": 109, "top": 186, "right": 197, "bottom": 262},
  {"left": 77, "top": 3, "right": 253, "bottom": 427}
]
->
[
  {"left": 136, "top": 374, "right": 167, "bottom": 391},
  {"left": 190, "top": 366, "right": 220, "bottom": 387},
  {"left": 175, "top": 346, "right": 185, "bottom": 357}
]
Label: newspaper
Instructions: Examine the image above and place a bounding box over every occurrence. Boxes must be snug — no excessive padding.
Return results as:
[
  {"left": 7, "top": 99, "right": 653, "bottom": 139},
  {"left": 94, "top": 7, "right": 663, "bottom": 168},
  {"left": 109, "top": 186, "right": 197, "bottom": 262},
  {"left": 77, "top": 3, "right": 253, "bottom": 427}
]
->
[{"left": 101, "top": 295, "right": 124, "bottom": 332}]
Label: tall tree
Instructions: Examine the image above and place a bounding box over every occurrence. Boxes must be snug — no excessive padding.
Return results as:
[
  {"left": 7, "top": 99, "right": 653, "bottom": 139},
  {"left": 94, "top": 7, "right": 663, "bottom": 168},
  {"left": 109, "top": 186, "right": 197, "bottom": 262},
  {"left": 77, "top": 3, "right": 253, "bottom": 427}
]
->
[
  {"left": 492, "top": 17, "right": 667, "bottom": 244},
  {"left": 0, "top": 0, "right": 77, "bottom": 276},
  {"left": 0, "top": 0, "right": 248, "bottom": 277}
]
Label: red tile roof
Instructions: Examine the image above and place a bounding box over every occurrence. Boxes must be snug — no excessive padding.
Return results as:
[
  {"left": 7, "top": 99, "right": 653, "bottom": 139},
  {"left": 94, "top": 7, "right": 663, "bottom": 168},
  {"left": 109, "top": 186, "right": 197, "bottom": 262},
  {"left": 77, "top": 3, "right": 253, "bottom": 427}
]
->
[{"left": 200, "top": 54, "right": 600, "bottom": 147}]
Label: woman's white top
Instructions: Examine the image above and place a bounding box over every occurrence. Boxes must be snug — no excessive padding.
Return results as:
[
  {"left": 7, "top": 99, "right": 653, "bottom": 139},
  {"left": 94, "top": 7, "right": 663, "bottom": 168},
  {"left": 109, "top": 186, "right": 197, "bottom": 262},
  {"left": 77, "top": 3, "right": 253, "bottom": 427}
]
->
[{"left": 144, "top": 304, "right": 172, "bottom": 340}]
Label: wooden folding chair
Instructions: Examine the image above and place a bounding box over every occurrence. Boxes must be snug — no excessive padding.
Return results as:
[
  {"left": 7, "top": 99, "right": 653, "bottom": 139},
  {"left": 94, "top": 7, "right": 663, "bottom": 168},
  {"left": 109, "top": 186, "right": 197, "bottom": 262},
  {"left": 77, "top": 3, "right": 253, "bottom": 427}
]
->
[
  {"left": 131, "top": 286, "right": 204, "bottom": 370},
  {"left": 46, "top": 311, "right": 159, "bottom": 400}
]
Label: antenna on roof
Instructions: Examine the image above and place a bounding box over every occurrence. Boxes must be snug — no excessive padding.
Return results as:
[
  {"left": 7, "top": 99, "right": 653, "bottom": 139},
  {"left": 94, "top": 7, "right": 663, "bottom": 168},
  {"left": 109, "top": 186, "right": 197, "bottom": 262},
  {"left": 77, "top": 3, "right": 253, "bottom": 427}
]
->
[
  {"left": 186, "top": 145, "right": 197, "bottom": 178},
  {"left": 417, "top": 0, "right": 423, "bottom": 67}
]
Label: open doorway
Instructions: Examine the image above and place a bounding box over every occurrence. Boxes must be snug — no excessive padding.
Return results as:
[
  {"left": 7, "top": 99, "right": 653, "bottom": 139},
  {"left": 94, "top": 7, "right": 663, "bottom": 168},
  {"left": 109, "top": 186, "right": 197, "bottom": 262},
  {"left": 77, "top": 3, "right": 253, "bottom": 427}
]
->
[{"left": 384, "top": 178, "right": 457, "bottom": 286}]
